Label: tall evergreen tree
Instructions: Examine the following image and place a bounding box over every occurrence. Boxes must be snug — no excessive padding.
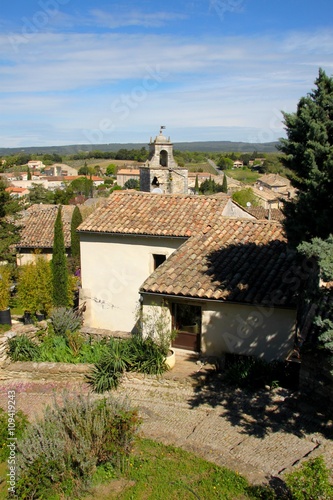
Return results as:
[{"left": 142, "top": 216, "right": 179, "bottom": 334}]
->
[
  {"left": 0, "top": 181, "right": 21, "bottom": 262},
  {"left": 279, "top": 68, "right": 333, "bottom": 247},
  {"left": 52, "top": 206, "right": 69, "bottom": 307},
  {"left": 70, "top": 206, "right": 83, "bottom": 267},
  {"left": 194, "top": 175, "right": 199, "bottom": 193},
  {"left": 222, "top": 173, "right": 228, "bottom": 193}
]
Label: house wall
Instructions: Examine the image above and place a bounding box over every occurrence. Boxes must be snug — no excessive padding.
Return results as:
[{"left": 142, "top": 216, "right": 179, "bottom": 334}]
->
[
  {"left": 201, "top": 301, "right": 296, "bottom": 361},
  {"left": 16, "top": 249, "right": 70, "bottom": 266},
  {"left": 79, "top": 233, "right": 185, "bottom": 332},
  {"left": 141, "top": 297, "right": 296, "bottom": 361},
  {"left": 223, "top": 199, "right": 255, "bottom": 219}
]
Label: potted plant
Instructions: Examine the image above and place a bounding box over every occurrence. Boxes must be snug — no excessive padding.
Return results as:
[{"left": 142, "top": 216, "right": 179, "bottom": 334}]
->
[{"left": 0, "top": 265, "right": 12, "bottom": 325}]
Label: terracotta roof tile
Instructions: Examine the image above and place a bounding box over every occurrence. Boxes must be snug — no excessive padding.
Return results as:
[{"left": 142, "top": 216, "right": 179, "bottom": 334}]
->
[
  {"left": 78, "top": 191, "right": 230, "bottom": 237},
  {"left": 141, "top": 218, "right": 297, "bottom": 307},
  {"left": 18, "top": 204, "right": 75, "bottom": 249}
]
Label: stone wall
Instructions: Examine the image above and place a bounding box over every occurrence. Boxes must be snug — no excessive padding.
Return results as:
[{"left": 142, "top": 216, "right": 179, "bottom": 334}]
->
[
  {"left": 0, "top": 361, "right": 91, "bottom": 381},
  {"left": 0, "top": 324, "right": 42, "bottom": 363},
  {"left": 299, "top": 350, "right": 333, "bottom": 408},
  {"left": 140, "top": 166, "right": 188, "bottom": 194}
]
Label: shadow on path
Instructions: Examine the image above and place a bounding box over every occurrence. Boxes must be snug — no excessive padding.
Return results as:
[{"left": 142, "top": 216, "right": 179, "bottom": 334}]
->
[{"left": 187, "top": 370, "right": 333, "bottom": 440}]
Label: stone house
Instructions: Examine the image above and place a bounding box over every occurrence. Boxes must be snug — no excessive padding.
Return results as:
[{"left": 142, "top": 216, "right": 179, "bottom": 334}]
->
[
  {"left": 16, "top": 204, "right": 75, "bottom": 265},
  {"left": 116, "top": 169, "right": 140, "bottom": 188},
  {"left": 78, "top": 190, "right": 297, "bottom": 360},
  {"left": 5, "top": 186, "right": 29, "bottom": 198},
  {"left": 140, "top": 219, "right": 297, "bottom": 361},
  {"left": 78, "top": 191, "right": 253, "bottom": 332}
]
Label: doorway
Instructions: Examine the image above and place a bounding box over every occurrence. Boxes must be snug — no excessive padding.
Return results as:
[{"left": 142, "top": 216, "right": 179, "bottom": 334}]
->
[{"left": 172, "top": 302, "right": 201, "bottom": 352}]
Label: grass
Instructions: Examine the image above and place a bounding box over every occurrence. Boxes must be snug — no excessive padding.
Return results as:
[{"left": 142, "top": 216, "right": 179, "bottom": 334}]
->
[
  {"left": 84, "top": 438, "right": 275, "bottom": 500},
  {"left": 185, "top": 162, "right": 217, "bottom": 175},
  {"left": 0, "top": 462, "right": 8, "bottom": 500},
  {"left": 225, "top": 168, "right": 260, "bottom": 184}
]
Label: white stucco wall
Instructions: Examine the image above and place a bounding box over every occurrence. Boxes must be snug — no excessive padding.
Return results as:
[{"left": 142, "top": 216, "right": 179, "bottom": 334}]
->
[
  {"left": 201, "top": 301, "right": 296, "bottom": 361},
  {"left": 79, "top": 233, "right": 185, "bottom": 332},
  {"left": 141, "top": 297, "right": 296, "bottom": 361}
]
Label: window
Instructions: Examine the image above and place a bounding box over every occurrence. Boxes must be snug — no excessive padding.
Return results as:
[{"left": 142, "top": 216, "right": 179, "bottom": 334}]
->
[
  {"left": 153, "top": 254, "right": 166, "bottom": 270},
  {"left": 172, "top": 303, "right": 201, "bottom": 333}
]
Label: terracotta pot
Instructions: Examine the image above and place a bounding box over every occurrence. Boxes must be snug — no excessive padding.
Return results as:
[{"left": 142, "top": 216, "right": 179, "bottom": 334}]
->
[{"left": 165, "top": 348, "right": 176, "bottom": 370}]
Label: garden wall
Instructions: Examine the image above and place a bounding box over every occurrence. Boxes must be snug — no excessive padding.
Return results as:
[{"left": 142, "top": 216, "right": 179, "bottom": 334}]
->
[{"left": 299, "top": 351, "right": 333, "bottom": 409}]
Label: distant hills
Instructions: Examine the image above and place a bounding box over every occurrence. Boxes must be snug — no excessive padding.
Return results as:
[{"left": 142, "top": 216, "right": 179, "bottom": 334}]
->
[{"left": 0, "top": 140, "right": 279, "bottom": 156}]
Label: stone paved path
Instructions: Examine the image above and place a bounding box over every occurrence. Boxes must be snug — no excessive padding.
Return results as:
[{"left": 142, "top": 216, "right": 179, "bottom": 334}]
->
[{"left": 0, "top": 369, "right": 332, "bottom": 486}]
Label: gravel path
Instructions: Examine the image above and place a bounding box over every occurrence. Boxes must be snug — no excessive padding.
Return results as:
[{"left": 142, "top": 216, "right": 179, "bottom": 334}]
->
[{"left": 0, "top": 372, "right": 332, "bottom": 487}]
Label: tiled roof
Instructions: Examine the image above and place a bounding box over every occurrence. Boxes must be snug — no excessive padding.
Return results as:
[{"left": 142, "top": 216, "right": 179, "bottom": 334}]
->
[
  {"left": 258, "top": 174, "right": 290, "bottom": 187},
  {"left": 242, "top": 206, "right": 285, "bottom": 222},
  {"left": 141, "top": 218, "right": 297, "bottom": 306},
  {"left": 18, "top": 204, "right": 75, "bottom": 249},
  {"left": 117, "top": 169, "right": 140, "bottom": 175},
  {"left": 78, "top": 191, "right": 230, "bottom": 237}
]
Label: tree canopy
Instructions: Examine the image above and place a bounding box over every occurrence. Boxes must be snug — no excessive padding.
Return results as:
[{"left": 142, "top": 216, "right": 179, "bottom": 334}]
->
[
  {"left": 279, "top": 68, "right": 333, "bottom": 247},
  {"left": 0, "top": 181, "right": 22, "bottom": 262}
]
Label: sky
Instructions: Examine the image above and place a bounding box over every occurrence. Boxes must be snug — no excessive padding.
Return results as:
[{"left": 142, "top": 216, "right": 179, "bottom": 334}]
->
[{"left": 1, "top": 0, "right": 333, "bottom": 148}]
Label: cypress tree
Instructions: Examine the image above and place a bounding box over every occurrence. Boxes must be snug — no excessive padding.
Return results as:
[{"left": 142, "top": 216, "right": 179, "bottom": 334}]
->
[
  {"left": 222, "top": 173, "right": 228, "bottom": 193},
  {"left": 194, "top": 175, "right": 199, "bottom": 193},
  {"left": 70, "top": 206, "right": 83, "bottom": 267},
  {"left": 52, "top": 206, "right": 69, "bottom": 307}
]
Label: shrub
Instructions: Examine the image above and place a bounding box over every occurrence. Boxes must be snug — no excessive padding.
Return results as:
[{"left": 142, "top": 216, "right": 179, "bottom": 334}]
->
[
  {"left": 87, "top": 338, "right": 129, "bottom": 392},
  {"left": 87, "top": 336, "right": 169, "bottom": 393},
  {"left": 284, "top": 456, "right": 333, "bottom": 500},
  {"left": 222, "top": 355, "right": 284, "bottom": 390},
  {"left": 50, "top": 307, "right": 83, "bottom": 337},
  {"left": 7, "top": 334, "right": 40, "bottom": 361},
  {"left": 37, "top": 334, "right": 76, "bottom": 363},
  {"left": 0, "top": 407, "right": 29, "bottom": 461},
  {"left": 126, "top": 335, "right": 167, "bottom": 375},
  {"left": 0, "top": 264, "right": 11, "bottom": 311},
  {"left": 16, "top": 393, "right": 140, "bottom": 498},
  {"left": 16, "top": 258, "right": 53, "bottom": 316}
]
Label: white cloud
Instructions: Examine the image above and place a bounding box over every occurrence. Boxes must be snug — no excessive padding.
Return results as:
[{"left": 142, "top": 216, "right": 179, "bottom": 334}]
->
[
  {"left": 1, "top": 28, "right": 332, "bottom": 146},
  {"left": 89, "top": 9, "right": 187, "bottom": 28}
]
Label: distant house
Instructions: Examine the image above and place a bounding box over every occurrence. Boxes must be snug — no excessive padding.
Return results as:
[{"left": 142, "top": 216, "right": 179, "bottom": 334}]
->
[
  {"left": 117, "top": 169, "right": 140, "bottom": 187},
  {"left": 64, "top": 175, "right": 104, "bottom": 187},
  {"left": 28, "top": 160, "right": 45, "bottom": 170},
  {"left": 16, "top": 204, "right": 75, "bottom": 265},
  {"left": 233, "top": 160, "right": 244, "bottom": 168},
  {"left": 249, "top": 185, "right": 282, "bottom": 210},
  {"left": 257, "top": 174, "right": 292, "bottom": 195},
  {"left": 5, "top": 186, "right": 29, "bottom": 198}
]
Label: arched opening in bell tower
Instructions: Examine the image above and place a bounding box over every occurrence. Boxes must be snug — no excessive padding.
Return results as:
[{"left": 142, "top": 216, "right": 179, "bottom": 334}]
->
[{"left": 160, "top": 149, "right": 168, "bottom": 167}]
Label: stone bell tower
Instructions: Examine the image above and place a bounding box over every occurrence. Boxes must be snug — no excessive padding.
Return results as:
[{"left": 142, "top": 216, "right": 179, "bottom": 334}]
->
[{"left": 140, "top": 126, "right": 188, "bottom": 194}]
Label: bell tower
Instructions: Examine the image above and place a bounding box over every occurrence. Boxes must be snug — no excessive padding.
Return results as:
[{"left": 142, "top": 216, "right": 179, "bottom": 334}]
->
[{"left": 140, "top": 126, "right": 188, "bottom": 194}]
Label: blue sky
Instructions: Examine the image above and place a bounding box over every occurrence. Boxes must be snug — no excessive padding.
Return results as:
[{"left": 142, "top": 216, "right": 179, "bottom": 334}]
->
[{"left": 1, "top": 0, "right": 333, "bottom": 147}]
